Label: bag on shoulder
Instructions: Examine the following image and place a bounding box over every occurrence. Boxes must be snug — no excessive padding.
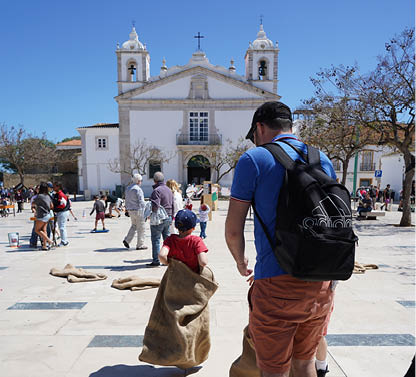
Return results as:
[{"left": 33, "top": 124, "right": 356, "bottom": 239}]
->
[{"left": 253, "top": 140, "right": 358, "bottom": 281}]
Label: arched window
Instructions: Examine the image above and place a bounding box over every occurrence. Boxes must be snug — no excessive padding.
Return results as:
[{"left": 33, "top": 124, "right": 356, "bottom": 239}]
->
[
  {"left": 258, "top": 59, "right": 268, "bottom": 80},
  {"left": 127, "top": 61, "right": 137, "bottom": 82}
]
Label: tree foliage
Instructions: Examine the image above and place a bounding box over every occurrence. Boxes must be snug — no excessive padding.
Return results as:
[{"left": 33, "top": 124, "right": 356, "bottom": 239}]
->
[
  {"left": 108, "top": 138, "right": 175, "bottom": 177},
  {"left": 298, "top": 97, "right": 377, "bottom": 185},
  {"left": 198, "top": 138, "right": 252, "bottom": 183},
  {"left": 0, "top": 124, "right": 57, "bottom": 185},
  {"left": 301, "top": 28, "right": 415, "bottom": 225},
  {"left": 60, "top": 136, "right": 81, "bottom": 143}
]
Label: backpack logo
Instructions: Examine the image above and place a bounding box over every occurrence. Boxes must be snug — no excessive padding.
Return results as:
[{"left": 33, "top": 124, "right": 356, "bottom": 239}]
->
[{"left": 302, "top": 194, "right": 352, "bottom": 229}]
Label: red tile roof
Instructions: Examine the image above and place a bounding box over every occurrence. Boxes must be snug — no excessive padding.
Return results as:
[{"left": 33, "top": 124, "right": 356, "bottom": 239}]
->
[{"left": 56, "top": 139, "right": 82, "bottom": 147}]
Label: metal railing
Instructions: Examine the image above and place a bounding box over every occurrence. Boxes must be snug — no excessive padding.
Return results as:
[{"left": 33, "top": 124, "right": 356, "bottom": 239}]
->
[
  {"left": 360, "top": 162, "right": 376, "bottom": 171},
  {"left": 176, "top": 133, "right": 222, "bottom": 145}
]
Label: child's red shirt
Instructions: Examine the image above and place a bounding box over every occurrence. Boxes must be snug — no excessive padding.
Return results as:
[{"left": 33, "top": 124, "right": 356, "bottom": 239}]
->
[{"left": 163, "top": 234, "right": 208, "bottom": 273}]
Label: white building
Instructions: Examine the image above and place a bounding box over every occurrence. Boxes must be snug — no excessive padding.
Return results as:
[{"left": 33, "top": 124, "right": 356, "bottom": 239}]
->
[{"left": 78, "top": 25, "right": 280, "bottom": 196}]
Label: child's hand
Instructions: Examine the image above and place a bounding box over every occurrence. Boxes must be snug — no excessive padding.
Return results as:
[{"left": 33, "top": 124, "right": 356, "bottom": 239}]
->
[{"left": 246, "top": 275, "right": 254, "bottom": 286}]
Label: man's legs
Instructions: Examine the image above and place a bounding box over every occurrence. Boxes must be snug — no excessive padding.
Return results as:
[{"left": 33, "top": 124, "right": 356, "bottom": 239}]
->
[
  {"left": 124, "top": 210, "right": 139, "bottom": 245},
  {"left": 57, "top": 211, "right": 69, "bottom": 245},
  {"left": 30, "top": 222, "right": 38, "bottom": 247},
  {"left": 136, "top": 213, "right": 146, "bottom": 248},
  {"left": 150, "top": 223, "right": 163, "bottom": 264},
  {"left": 250, "top": 276, "right": 332, "bottom": 377}
]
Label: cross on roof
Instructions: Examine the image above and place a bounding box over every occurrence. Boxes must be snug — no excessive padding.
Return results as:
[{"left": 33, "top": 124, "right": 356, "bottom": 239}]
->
[
  {"left": 260, "top": 14, "right": 264, "bottom": 25},
  {"left": 194, "top": 32, "right": 204, "bottom": 51}
]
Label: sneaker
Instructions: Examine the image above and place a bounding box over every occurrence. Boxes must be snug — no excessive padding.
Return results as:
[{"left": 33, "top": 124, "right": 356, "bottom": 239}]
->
[
  {"left": 60, "top": 241, "right": 69, "bottom": 246},
  {"left": 317, "top": 366, "right": 329, "bottom": 377},
  {"left": 146, "top": 262, "right": 161, "bottom": 268},
  {"left": 123, "top": 240, "right": 130, "bottom": 249},
  {"left": 136, "top": 246, "right": 148, "bottom": 250}
]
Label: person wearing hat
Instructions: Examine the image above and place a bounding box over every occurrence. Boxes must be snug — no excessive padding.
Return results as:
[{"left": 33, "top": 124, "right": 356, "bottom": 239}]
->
[
  {"left": 123, "top": 174, "right": 147, "bottom": 250},
  {"left": 158, "top": 209, "right": 208, "bottom": 273},
  {"left": 225, "top": 101, "right": 337, "bottom": 377}
]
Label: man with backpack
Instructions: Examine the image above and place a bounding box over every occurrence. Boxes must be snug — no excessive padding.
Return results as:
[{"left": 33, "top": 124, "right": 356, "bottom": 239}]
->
[{"left": 225, "top": 101, "right": 356, "bottom": 377}]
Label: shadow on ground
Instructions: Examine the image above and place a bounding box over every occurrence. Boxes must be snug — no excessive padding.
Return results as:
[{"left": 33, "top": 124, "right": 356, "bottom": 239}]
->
[
  {"left": 89, "top": 364, "right": 201, "bottom": 377},
  {"left": 94, "top": 248, "right": 133, "bottom": 253}
]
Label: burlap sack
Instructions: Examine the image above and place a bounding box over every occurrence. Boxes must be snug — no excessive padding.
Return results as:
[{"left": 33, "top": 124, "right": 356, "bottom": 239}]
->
[
  {"left": 50, "top": 264, "right": 107, "bottom": 282},
  {"left": 139, "top": 258, "right": 218, "bottom": 369},
  {"left": 111, "top": 276, "right": 160, "bottom": 291},
  {"left": 229, "top": 326, "right": 261, "bottom": 377}
]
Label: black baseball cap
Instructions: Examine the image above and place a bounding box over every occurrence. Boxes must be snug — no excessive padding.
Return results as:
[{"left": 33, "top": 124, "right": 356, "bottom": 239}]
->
[{"left": 246, "top": 101, "right": 292, "bottom": 143}]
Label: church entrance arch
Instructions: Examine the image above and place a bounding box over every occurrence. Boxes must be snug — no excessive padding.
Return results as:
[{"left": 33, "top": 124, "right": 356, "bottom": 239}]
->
[{"left": 187, "top": 155, "right": 211, "bottom": 185}]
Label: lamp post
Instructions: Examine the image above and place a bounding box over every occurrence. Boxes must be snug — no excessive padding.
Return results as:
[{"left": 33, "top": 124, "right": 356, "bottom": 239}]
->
[{"left": 352, "top": 125, "right": 360, "bottom": 200}]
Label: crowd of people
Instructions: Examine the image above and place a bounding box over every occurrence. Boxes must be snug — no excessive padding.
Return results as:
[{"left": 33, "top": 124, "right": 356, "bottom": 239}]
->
[{"left": 122, "top": 171, "right": 210, "bottom": 267}]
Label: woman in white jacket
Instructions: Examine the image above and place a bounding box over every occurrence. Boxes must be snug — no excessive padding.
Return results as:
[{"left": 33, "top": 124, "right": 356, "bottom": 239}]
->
[{"left": 166, "top": 179, "right": 184, "bottom": 233}]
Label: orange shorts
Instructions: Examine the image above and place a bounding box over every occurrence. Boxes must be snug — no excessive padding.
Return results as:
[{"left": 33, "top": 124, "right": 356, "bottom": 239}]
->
[{"left": 248, "top": 274, "right": 334, "bottom": 374}]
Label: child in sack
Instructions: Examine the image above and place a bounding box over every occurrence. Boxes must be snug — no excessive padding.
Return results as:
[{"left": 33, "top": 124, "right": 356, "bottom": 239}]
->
[
  {"left": 90, "top": 195, "right": 106, "bottom": 231},
  {"left": 159, "top": 209, "right": 208, "bottom": 273}
]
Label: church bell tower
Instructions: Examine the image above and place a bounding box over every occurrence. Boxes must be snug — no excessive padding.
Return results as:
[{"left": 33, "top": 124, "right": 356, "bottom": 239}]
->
[
  {"left": 245, "top": 24, "right": 279, "bottom": 94},
  {"left": 116, "top": 27, "right": 150, "bottom": 95}
]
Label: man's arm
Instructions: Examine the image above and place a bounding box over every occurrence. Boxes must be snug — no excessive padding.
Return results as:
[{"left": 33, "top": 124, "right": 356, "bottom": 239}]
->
[
  {"left": 225, "top": 198, "right": 253, "bottom": 277},
  {"left": 150, "top": 189, "right": 160, "bottom": 213}
]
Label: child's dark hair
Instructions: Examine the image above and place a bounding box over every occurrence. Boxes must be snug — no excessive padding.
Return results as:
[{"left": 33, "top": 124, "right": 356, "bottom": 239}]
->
[
  {"left": 100, "top": 195, "right": 106, "bottom": 200},
  {"left": 93, "top": 195, "right": 99, "bottom": 200},
  {"left": 38, "top": 182, "right": 49, "bottom": 195}
]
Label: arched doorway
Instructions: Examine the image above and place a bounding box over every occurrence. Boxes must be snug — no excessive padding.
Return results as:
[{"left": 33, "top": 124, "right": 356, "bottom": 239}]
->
[{"left": 187, "top": 155, "right": 211, "bottom": 184}]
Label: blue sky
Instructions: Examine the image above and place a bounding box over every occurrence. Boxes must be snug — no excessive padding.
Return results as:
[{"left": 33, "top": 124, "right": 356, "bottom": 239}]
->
[{"left": 0, "top": 0, "right": 414, "bottom": 142}]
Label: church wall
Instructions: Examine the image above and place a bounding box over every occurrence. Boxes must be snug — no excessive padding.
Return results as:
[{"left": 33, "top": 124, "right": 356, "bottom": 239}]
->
[
  {"left": 130, "top": 110, "right": 181, "bottom": 196},
  {"left": 215, "top": 110, "right": 255, "bottom": 187},
  {"left": 206, "top": 78, "right": 262, "bottom": 99},
  {"left": 132, "top": 77, "right": 191, "bottom": 99}
]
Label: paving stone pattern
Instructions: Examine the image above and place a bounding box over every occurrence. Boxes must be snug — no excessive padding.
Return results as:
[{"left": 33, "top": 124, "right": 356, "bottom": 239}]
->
[{"left": 0, "top": 200, "right": 414, "bottom": 377}]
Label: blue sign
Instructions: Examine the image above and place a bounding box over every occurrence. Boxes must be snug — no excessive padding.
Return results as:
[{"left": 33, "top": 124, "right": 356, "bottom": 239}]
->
[{"left": 375, "top": 170, "right": 382, "bottom": 178}]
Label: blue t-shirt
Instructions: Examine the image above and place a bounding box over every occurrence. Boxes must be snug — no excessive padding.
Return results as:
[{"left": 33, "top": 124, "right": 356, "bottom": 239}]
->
[{"left": 231, "top": 134, "right": 337, "bottom": 280}]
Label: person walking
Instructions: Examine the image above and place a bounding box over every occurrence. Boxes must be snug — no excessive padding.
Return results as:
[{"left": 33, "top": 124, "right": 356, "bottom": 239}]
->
[
  {"left": 32, "top": 182, "right": 54, "bottom": 250},
  {"left": 225, "top": 101, "right": 336, "bottom": 377},
  {"left": 381, "top": 184, "right": 391, "bottom": 211},
  {"left": 52, "top": 182, "right": 70, "bottom": 246},
  {"left": 123, "top": 174, "right": 147, "bottom": 250},
  {"left": 15, "top": 190, "right": 24, "bottom": 213},
  {"left": 148, "top": 172, "right": 173, "bottom": 267},
  {"left": 198, "top": 198, "right": 210, "bottom": 239},
  {"left": 166, "top": 179, "right": 183, "bottom": 234}
]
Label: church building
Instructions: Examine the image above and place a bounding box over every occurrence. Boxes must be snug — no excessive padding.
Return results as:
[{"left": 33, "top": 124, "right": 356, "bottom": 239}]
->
[{"left": 78, "top": 24, "right": 280, "bottom": 196}]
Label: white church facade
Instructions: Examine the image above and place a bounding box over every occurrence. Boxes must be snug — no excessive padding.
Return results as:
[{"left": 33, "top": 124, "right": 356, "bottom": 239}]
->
[{"left": 78, "top": 25, "right": 281, "bottom": 197}]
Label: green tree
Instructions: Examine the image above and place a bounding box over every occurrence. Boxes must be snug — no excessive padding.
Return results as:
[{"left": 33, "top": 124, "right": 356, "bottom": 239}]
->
[
  {"left": 305, "top": 28, "right": 414, "bottom": 226},
  {"left": 0, "top": 124, "right": 57, "bottom": 185}
]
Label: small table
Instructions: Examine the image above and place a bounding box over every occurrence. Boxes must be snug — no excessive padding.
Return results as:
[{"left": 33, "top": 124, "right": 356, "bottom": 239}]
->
[{"left": 0, "top": 204, "right": 15, "bottom": 217}]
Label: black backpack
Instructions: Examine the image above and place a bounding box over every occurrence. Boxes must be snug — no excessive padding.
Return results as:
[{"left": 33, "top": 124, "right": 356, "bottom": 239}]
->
[{"left": 252, "top": 140, "right": 358, "bottom": 281}]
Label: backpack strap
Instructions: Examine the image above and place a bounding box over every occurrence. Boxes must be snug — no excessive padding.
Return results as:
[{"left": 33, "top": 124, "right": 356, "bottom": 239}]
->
[
  {"left": 275, "top": 139, "right": 309, "bottom": 163},
  {"left": 261, "top": 143, "right": 297, "bottom": 170},
  {"left": 307, "top": 145, "right": 321, "bottom": 166}
]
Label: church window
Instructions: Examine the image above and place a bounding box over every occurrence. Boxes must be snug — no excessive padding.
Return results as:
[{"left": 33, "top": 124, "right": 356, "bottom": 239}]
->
[
  {"left": 96, "top": 137, "right": 108, "bottom": 150},
  {"left": 127, "top": 62, "right": 137, "bottom": 82},
  {"left": 189, "top": 112, "right": 209, "bottom": 143},
  {"left": 258, "top": 60, "right": 267, "bottom": 80},
  {"left": 149, "top": 160, "right": 161, "bottom": 179}
]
